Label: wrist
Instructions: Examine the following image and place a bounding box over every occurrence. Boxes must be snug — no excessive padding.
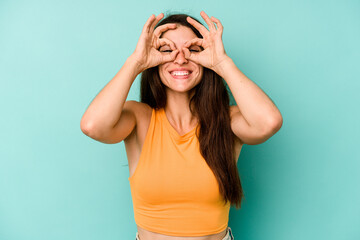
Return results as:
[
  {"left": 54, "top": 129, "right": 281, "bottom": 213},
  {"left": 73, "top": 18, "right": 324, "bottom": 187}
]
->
[
  {"left": 127, "top": 54, "right": 146, "bottom": 75},
  {"left": 212, "top": 55, "right": 234, "bottom": 77}
]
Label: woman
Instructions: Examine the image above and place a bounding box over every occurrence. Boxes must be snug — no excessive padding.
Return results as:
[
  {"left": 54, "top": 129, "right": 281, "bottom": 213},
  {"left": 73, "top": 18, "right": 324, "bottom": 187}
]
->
[{"left": 80, "top": 11, "right": 283, "bottom": 240}]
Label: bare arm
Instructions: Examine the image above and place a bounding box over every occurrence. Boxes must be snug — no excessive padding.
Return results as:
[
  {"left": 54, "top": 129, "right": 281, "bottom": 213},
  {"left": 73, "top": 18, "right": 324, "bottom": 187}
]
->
[
  {"left": 80, "top": 56, "right": 141, "bottom": 140},
  {"left": 184, "top": 11, "right": 282, "bottom": 145},
  {"left": 80, "top": 13, "right": 179, "bottom": 143},
  {"left": 218, "top": 57, "right": 283, "bottom": 145}
]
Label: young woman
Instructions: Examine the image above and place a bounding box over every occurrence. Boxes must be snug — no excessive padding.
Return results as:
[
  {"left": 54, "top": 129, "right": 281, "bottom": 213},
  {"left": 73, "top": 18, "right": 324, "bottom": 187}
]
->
[{"left": 80, "top": 11, "right": 283, "bottom": 240}]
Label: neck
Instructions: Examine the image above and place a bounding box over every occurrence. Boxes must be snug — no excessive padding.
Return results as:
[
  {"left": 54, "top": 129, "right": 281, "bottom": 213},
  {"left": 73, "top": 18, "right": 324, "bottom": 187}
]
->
[{"left": 164, "top": 90, "right": 197, "bottom": 129}]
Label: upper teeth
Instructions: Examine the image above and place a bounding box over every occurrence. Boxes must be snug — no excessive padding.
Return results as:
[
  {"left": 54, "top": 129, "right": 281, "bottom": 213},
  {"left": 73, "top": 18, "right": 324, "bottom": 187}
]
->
[{"left": 171, "top": 71, "right": 190, "bottom": 76}]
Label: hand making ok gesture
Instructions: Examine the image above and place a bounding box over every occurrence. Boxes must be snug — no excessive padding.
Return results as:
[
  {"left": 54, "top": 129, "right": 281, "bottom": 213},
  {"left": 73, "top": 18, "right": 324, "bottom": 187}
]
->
[
  {"left": 183, "top": 11, "right": 230, "bottom": 73},
  {"left": 131, "top": 13, "right": 179, "bottom": 72}
]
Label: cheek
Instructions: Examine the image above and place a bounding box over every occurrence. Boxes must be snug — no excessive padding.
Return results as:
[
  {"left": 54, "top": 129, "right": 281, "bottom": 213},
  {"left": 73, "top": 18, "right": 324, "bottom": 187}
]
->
[
  {"left": 159, "top": 64, "right": 168, "bottom": 76},
  {"left": 158, "top": 66, "right": 168, "bottom": 83}
]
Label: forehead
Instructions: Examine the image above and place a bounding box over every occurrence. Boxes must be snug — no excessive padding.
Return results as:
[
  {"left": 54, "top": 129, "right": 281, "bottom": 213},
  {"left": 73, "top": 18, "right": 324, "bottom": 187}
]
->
[{"left": 160, "top": 26, "right": 197, "bottom": 45}]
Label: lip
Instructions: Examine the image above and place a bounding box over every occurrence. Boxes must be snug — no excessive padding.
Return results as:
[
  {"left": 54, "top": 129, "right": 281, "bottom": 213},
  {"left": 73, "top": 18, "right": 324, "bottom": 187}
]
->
[
  {"left": 169, "top": 68, "right": 193, "bottom": 79},
  {"left": 169, "top": 68, "right": 193, "bottom": 74}
]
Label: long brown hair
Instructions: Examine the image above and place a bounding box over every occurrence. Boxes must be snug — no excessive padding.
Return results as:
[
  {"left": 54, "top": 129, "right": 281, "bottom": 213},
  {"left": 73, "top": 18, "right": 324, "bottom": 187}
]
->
[{"left": 140, "top": 13, "right": 244, "bottom": 209}]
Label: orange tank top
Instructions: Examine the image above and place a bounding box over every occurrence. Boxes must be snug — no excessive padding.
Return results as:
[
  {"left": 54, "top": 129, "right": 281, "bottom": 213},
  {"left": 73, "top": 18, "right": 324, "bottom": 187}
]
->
[{"left": 128, "top": 107, "right": 231, "bottom": 236}]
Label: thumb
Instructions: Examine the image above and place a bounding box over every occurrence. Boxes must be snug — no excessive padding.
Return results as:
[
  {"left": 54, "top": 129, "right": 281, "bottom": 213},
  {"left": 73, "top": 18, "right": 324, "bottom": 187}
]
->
[
  {"left": 183, "top": 48, "right": 200, "bottom": 64},
  {"left": 161, "top": 49, "right": 179, "bottom": 63}
]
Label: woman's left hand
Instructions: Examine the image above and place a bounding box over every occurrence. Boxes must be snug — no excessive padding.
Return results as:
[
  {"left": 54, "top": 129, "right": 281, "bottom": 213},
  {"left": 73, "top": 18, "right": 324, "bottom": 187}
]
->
[{"left": 183, "top": 11, "right": 230, "bottom": 72}]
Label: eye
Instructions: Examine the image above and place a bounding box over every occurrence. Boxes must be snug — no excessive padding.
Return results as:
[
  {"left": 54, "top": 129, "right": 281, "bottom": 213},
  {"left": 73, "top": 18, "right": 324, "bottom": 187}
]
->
[
  {"left": 160, "top": 50, "right": 172, "bottom": 53},
  {"left": 189, "top": 46, "right": 202, "bottom": 52}
]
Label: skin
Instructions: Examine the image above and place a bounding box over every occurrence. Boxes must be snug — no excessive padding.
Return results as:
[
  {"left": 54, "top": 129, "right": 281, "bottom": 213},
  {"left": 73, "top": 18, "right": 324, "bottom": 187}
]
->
[
  {"left": 158, "top": 26, "right": 204, "bottom": 133},
  {"left": 130, "top": 10, "right": 283, "bottom": 143},
  {"left": 81, "top": 10, "right": 283, "bottom": 240},
  {"left": 128, "top": 13, "right": 234, "bottom": 240},
  {"left": 129, "top": 11, "right": 236, "bottom": 137},
  {"left": 128, "top": 11, "right": 282, "bottom": 240}
]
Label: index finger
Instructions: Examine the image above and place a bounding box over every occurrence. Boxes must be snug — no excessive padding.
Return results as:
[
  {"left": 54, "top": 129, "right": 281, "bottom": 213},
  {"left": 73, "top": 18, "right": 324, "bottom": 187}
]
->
[
  {"left": 183, "top": 38, "right": 205, "bottom": 49},
  {"left": 153, "top": 23, "right": 177, "bottom": 38},
  {"left": 156, "top": 37, "right": 177, "bottom": 51}
]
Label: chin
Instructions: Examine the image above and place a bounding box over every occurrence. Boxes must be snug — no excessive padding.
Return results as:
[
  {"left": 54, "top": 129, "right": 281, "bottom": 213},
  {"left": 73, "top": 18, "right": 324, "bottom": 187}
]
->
[{"left": 165, "top": 83, "right": 199, "bottom": 94}]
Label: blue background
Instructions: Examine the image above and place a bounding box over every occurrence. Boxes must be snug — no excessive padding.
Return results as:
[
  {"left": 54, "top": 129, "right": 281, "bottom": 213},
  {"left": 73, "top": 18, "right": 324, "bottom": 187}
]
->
[{"left": 0, "top": 0, "right": 359, "bottom": 239}]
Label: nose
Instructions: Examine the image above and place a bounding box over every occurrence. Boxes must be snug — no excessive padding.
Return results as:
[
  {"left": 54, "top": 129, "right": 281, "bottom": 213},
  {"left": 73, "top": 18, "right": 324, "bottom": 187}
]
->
[{"left": 173, "top": 48, "right": 188, "bottom": 65}]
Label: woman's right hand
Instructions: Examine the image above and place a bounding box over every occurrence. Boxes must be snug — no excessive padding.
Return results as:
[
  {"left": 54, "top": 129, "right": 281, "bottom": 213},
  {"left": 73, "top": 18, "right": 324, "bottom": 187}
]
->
[{"left": 130, "top": 13, "right": 179, "bottom": 73}]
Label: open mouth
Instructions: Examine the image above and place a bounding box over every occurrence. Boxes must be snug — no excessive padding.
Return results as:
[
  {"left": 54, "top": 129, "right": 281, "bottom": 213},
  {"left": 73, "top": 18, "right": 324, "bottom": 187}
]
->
[{"left": 169, "top": 70, "right": 193, "bottom": 79}]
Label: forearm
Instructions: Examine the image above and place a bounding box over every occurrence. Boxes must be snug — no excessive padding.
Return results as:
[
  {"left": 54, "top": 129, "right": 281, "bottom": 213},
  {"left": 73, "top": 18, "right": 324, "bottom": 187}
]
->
[
  {"left": 80, "top": 55, "right": 142, "bottom": 133},
  {"left": 214, "top": 56, "right": 283, "bottom": 132}
]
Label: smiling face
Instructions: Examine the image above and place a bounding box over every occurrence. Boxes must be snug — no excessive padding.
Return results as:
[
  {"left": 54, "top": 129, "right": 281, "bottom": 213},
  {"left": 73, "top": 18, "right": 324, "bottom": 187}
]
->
[{"left": 158, "top": 25, "right": 203, "bottom": 95}]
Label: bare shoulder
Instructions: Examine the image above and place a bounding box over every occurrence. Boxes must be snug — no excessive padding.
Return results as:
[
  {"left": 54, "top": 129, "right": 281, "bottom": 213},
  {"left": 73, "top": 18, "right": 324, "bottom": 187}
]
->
[{"left": 124, "top": 100, "right": 152, "bottom": 120}]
